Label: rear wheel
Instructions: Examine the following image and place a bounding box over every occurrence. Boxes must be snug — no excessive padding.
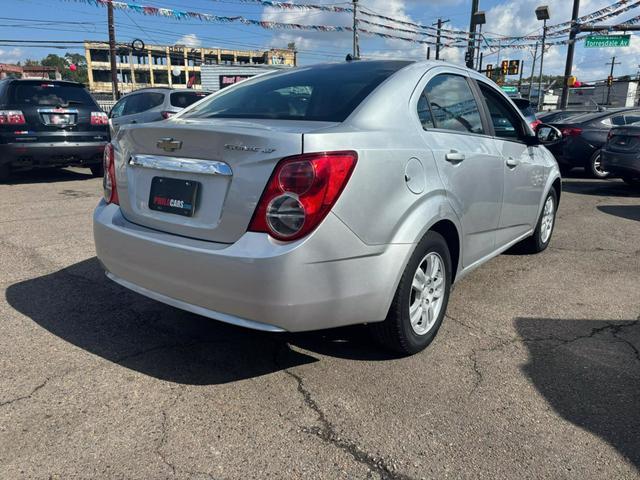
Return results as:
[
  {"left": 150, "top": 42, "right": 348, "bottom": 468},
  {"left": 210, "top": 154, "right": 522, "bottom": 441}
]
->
[
  {"left": 89, "top": 163, "right": 104, "bottom": 178},
  {"left": 586, "top": 150, "right": 610, "bottom": 179},
  {"left": 371, "top": 231, "right": 452, "bottom": 355}
]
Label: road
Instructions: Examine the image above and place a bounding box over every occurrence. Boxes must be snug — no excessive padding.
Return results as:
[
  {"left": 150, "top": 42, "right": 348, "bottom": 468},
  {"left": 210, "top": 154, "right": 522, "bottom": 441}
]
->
[{"left": 1, "top": 168, "right": 638, "bottom": 479}]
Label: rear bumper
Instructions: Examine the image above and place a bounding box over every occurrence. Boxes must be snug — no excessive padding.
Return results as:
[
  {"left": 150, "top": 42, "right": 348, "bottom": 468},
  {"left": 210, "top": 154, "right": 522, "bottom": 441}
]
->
[
  {"left": 93, "top": 201, "right": 411, "bottom": 332},
  {"left": 0, "top": 141, "right": 106, "bottom": 168},
  {"left": 601, "top": 150, "right": 640, "bottom": 177}
]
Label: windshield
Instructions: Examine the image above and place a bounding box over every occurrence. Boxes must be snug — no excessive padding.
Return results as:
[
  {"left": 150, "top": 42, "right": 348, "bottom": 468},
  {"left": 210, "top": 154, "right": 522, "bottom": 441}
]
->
[
  {"left": 11, "top": 82, "right": 96, "bottom": 107},
  {"left": 182, "top": 61, "right": 412, "bottom": 122}
]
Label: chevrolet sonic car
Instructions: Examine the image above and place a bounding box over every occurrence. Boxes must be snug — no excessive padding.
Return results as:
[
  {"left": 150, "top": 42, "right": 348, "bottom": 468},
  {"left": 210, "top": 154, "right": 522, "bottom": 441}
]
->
[{"left": 94, "top": 60, "right": 561, "bottom": 354}]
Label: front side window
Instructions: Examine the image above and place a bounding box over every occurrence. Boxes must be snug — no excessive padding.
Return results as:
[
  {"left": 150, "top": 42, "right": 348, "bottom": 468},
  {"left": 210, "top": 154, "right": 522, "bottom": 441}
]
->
[
  {"left": 423, "top": 74, "right": 483, "bottom": 134},
  {"left": 624, "top": 112, "right": 640, "bottom": 124},
  {"left": 478, "top": 82, "right": 525, "bottom": 139}
]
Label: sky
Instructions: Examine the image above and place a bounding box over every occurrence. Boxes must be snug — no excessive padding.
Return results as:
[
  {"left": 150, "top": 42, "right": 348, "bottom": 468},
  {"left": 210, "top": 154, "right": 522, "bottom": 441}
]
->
[{"left": 1, "top": 0, "right": 640, "bottom": 83}]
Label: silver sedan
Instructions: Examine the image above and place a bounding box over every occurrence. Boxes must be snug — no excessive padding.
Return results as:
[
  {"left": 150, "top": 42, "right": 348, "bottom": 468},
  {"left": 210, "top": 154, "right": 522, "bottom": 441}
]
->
[{"left": 94, "top": 60, "right": 561, "bottom": 355}]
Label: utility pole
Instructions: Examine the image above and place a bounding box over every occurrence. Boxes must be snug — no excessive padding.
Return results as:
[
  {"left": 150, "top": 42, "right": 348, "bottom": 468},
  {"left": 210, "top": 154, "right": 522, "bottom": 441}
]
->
[
  {"left": 528, "top": 42, "right": 539, "bottom": 101},
  {"left": 433, "top": 18, "right": 449, "bottom": 60},
  {"left": 352, "top": 0, "right": 360, "bottom": 59},
  {"left": 107, "top": 0, "right": 119, "bottom": 101},
  {"left": 426, "top": 46, "right": 431, "bottom": 60},
  {"left": 560, "top": 0, "right": 580, "bottom": 109},
  {"left": 466, "top": 0, "right": 479, "bottom": 68},
  {"left": 606, "top": 56, "right": 621, "bottom": 105},
  {"left": 537, "top": 18, "right": 548, "bottom": 110}
]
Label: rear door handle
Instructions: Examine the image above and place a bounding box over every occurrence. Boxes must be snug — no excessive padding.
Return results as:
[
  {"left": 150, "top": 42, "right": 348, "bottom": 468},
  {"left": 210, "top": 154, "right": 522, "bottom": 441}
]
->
[
  {"left": 445, "top": 151, "right": 465, "bottom": 163},
  {"left": 506, "top": 157, "right": 520, "bottom": 168}
]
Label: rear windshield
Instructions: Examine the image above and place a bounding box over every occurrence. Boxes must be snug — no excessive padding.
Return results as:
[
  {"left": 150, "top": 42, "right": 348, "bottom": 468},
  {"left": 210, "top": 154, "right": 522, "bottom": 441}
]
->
[
  {"left": 182, "top": 61, "right": 412, "bottom": 122},
  {"left": 170, "top": 91, "right": 209, "bottom": 108},
  {"left": 10, "top": 82, "right": 96, "bottom": 107},
  {"left": 512, "top": 99, "right": 536, "bottom": 118}
]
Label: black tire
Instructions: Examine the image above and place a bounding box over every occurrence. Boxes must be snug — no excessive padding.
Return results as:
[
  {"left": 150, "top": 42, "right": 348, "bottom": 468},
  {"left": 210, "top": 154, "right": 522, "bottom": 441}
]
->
[
  {"left": 89, "top": 163, "right": 104, "bottom": 178},
  {"left": 622, "top": 175, "right": 640, "bottom": 188},
  {"left": 371, "top": 231, "right": 452, "bottom": 355},
  {"left": 585, "top": 150, "right": 610, "bottom": 179},
  {"left": 514, "top": 189, "right": 557, "bottom": 254},
  {"left": 0, "top": 163, "right": 9, "bottom": 182}
]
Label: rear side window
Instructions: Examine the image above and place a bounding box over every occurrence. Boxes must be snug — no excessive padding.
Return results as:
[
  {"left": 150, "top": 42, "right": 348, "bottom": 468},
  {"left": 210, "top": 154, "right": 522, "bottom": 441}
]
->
[
  {"left": 170, "top": 91, "right": 209, "bottom": 108},
  {"left": 422, "top": 74, "right": 484, "bottom": 134},
  {"left": 182, "top": 61, "right": 412, "bottom": 122},
  {"left": 122, "top": 92, "right": 164, "bottom": 115},
  {"left": 10, "top": 82, "right": 96, "bottom": 107}
]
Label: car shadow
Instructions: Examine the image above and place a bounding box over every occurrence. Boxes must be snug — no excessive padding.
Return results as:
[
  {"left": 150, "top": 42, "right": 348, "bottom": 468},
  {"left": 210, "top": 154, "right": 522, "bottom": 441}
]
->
[
  {"left": 515, "top": 317, "right": 640, "bottom": 470},
  {"left": 597, "top": 205, "right": 640, "bottom": 222},
  {"left": 4, "top": 167, "right": 95, "bottom": 185},
  {"left": 561, "top": 178, "right": 640, "bottom": 198},
  {"left": 5, "top": 258, "right": 395, "bottom": 385}
]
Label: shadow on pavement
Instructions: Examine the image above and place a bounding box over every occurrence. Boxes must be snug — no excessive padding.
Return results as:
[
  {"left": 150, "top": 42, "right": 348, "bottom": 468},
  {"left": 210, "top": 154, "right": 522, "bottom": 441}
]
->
[
  {"left": 561, "top": 178, "right": 640, "bottom": 198},
  {"left": 597, "top": 205, "right": 640, "bottom": 222},
  {"left": 4, "top": 167, "right": 94, "bottom": 185},
  {"left": 5, "top": 258, "right": 394, "bottom": 385},
  {"left": 515, "top": 317, "right": 640, "bottom": 470}
]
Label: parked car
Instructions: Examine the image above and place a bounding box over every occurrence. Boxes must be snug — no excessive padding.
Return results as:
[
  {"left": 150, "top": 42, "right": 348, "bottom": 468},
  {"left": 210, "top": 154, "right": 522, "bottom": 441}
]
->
[
  {"left": 109, "top": 88, "right": 211, "bottom": 136},
  {"left": 512, "top": 98, "right": 540, "bottom": 130},
  {"left": 601, "top": 123, "right": 640, "bottom": 187},
  {"left": 547, "top": 107, "right": 640, "bottom": 178},
  {"left": 94, "top": 60, "right": 561, "bottom": 355},
  {"left": 0, "top": 78, "right": 108, "bottom": 181}
]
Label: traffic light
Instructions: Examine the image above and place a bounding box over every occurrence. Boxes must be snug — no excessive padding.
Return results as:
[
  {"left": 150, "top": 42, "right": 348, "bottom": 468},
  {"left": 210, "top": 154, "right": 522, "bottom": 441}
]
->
[
  {"left": 607, "top": 75, "right": 613, "bottom": 86},
  {"left": 501, "top": 60, "right": 509, "bottom": 75},
  {"left": 508, "top": 60, "right": 520, "bottom": 75},
  {"left": 485, "top": 64, "right": 493, "bottom": 78}
]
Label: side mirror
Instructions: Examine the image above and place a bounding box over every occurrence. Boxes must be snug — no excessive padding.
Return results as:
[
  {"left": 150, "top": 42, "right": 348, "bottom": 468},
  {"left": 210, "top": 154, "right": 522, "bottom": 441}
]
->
[{"left": 535, "top": 123, "right": 562, "bottom": 145}]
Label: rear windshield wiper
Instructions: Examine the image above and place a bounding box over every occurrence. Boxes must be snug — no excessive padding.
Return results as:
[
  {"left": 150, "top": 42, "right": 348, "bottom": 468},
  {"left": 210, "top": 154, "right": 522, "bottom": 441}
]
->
[{"left": 56, "top": 100, "right": 84, "bottom": 107}]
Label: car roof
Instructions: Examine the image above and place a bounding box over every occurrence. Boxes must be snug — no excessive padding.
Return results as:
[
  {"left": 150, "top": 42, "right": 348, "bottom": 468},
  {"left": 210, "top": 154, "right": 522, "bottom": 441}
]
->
[
  {"left": 1, "top": 78, "right": 86, "bottom": 87},
  {"left": 124, "top": 87, "right": 211, "bottom": 95},
  {"left": 562, "top": 107, "right": 635, "bottom": 123}
]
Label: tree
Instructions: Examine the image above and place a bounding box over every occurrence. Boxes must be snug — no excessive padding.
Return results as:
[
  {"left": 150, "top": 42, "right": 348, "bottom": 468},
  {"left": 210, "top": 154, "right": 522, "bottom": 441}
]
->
[{"left": 40, "top": 53, "right": 88, "bottom": 85}]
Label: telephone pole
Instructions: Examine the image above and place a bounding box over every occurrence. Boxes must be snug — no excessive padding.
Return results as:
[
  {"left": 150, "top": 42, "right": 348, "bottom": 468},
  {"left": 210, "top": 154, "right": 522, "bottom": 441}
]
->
[
  {"left": 107, "top": 0, "right": 119, "bottom": 101},
  {"left": 606, "top": 56, "right": 621, "bottom": 105},
  {"left": 352, "top": 0, "right": 360, "bottom": 59},
  {"left": 560, "top": 0, "right": 580, "bottom": 109},
  {"left": 528, "top": 42, "right": 539, "bottom": 101},
  {"left": 466, "top": 0, "right": 479, "bottom": 68},
  {"left": 433, "top": 18, "right": 449, "bottom": 60}
]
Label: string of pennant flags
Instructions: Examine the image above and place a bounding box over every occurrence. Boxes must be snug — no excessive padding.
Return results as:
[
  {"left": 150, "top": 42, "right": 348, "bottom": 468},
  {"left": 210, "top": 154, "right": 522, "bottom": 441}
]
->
[{"left": 62, "top": 0, "right": 640, "bottom": 51}]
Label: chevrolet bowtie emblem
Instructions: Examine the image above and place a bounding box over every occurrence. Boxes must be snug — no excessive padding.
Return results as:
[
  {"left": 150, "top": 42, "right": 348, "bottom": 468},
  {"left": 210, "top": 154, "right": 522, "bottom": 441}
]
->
[{"left": 157, "top": 138, "right": 182, "bottom": 152}]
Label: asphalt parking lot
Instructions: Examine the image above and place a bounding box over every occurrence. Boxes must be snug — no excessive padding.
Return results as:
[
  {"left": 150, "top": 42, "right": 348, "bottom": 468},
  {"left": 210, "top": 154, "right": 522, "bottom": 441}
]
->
[{"left": 0, "top": 168, "right": 638, "bottom": 479}]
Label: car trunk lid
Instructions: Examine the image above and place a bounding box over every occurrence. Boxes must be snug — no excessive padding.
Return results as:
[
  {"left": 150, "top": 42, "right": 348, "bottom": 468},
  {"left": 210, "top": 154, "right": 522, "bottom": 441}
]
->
[{"left": 115, "top": 118, "right": 337, "bottom": 243}]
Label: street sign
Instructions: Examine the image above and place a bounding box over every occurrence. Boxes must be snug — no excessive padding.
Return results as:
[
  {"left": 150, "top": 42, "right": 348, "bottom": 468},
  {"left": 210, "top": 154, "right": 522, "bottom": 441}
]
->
[
  {"left": 501, "top": 86, "right": 518, "bottom": 94},
  {"left": 585, "top": 35, "right": 630, "bottom": 48}
]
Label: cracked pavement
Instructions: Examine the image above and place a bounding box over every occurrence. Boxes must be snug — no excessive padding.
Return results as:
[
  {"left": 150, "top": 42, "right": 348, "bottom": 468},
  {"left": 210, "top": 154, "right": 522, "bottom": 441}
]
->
[{"left": 1, "top": 169, "right": 639, "bottom": 479}]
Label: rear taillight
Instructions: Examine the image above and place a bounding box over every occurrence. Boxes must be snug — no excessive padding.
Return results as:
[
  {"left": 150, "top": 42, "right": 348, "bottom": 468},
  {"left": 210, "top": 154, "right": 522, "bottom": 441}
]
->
[
  {"left": 103, "top": 143, "right": 119, "bottom": 205},
  {"left": 91, "top": 111, "right": 108, "bottom": 125},
  {"left": 607, "top": 130, "right": 614, "bottom": 141},
  {"left": 248, "top": 151, "right": 357, "bottom": 241},
  {"left": 0, "top": 110, "right": 26, "bottom": 125},
  {"left": 161, "top": 111, "right": 175, "bottom": 119},
  {"left": 530, "top": 119, "right": 541, "bottom": 130},
  {"left": 561, "top": 127, "right": 582, "bottom": 137}
]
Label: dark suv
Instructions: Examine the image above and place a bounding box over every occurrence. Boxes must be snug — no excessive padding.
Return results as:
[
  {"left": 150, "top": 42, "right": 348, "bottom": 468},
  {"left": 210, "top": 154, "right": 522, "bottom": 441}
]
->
[{"left": 0, "top": 79, "right": 109, "bottom": 181}]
